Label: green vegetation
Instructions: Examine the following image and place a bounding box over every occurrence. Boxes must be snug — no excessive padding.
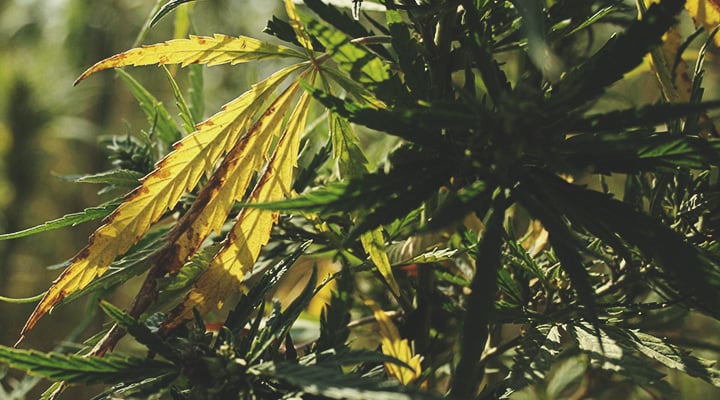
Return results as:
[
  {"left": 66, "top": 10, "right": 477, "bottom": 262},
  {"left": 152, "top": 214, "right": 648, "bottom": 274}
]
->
[{"left": 1, "top": 0, "right": 720, "bottom": 399}]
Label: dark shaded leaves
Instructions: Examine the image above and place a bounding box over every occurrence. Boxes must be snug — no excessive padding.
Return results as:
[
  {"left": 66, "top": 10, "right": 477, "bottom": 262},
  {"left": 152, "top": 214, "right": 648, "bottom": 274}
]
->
[
  {"left": 555, "top": 131, "right": 720, "bottom": 174},
  {"left": 500, "top": 324, "right": 563, "bottom": 398},
  {"left": 519, "top": 171, "right": 720, "bottom": 317},
  {"left": 550, "top": 0, "right": 685, "bottom": 110},
  {"left": 253, "top": 361, "right": 442, "bottom": 400}
]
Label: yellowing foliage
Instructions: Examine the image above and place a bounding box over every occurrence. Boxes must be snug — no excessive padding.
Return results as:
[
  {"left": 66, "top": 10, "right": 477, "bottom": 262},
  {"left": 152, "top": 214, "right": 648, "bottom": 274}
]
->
[
  {"left": 284, "top": 0, "right": 314, "bottom": 52},
  {"left": 152, "top": 81, "right": 302, "bottom": 275},
  {"left": 361, "top": 229, "right": 401, "bottom": 297},
  {"left": 74, "top": 34, "right": 305, "bottom": 84},
  {"left": 686, "top": 0, "right": 720, "bottom": 46},
  {"left": 365, "top": 300, "right": 422, "bottom": 385},
  {"left": 162, "top": 84, "right": 315, "bottom": 330},
  {"left": 21, "top": 54, "right": 308, "bottom": 338}
]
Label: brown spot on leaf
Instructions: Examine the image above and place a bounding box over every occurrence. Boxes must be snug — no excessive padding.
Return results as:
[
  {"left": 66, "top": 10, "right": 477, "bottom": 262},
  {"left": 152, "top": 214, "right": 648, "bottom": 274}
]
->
[
  {"left": 135, "top": 185, "right": 151, "bottom": 196},
  {"left": 74, "top": 246, "right": 92, "bottom": 261}
]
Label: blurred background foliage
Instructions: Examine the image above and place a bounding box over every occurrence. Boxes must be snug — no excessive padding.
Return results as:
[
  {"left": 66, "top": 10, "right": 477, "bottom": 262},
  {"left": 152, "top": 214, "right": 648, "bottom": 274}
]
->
[
  {"left": 1, "top": 0, "right": 720, "bottom": 398},
  {"left": 0, "top": 0, "right": 286, "bottom": 396}
]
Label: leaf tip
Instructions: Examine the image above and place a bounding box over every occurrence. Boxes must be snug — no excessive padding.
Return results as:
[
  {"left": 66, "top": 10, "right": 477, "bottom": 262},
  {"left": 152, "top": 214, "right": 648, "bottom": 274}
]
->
[{"left": 73, "top": 73, "right": 88, "bottom": 86}]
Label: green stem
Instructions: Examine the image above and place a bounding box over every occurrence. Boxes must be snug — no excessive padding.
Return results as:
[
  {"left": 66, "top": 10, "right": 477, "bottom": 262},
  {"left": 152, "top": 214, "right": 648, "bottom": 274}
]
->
[{"left": 0, "top": 291, "right": 46, "bottom": 304}]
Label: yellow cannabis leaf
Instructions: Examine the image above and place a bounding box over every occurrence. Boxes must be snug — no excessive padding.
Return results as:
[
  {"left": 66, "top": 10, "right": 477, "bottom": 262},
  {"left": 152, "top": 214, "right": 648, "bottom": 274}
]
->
[
  {"left": 361, "top": 229, "right": 401, "bottom": 297},
  {"left": 21, "top": 61, "right": 306, "bottom": 337},
  {"left": 686, "top": 0, "right": 720, "bottom": 46},
  {"left": 74, "top": 34, "right": 305, "bottom": 84},
  {"left": 161, "top": 84, "right": 315, "bottom": 331},
  {"left": 152, "top": 80, "right": 303, "bottom": 275},
  {"left": 365, "top": 300, "right": 422, "bottom": 385},
  {"left": 284, "top": 0, "right": 314, "bottom": 52}
]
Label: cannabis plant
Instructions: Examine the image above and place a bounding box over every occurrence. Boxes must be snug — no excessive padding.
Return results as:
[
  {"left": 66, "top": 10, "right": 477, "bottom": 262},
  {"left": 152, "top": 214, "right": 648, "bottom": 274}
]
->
[{"left": 2, "top": 0, "right": 720, "bottom": 399}]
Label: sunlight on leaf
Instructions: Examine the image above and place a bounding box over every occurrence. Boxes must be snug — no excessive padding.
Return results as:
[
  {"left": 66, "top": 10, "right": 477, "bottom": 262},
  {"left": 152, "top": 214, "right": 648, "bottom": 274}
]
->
[
  {"left": 501, "top": 324, "right": 562, "bottom": 398},
  {"left": 330, "top": 111, "right": 369, "bottom": 178},
  {"left": 162, "top": 84, "right": 315, "bottom": 331},
  {"left": 284, "top": 0, "right": 314, "bottom": 52},
  {"left": 153, "top": 80, "right": 302, "bottom": 275},
  {"left": 365, "top": 300, "right": 422, "bottom": 385},
  {"left": 74, "top": 34, "right": 306, "bottom": 84},
  {"left": 21, "top": 63, "right": 305, "bottom": 338},
  {"left": 307, "top": 19, "right": 389, "bottom": 86},
  {"left": 116, "top": 69, "right": 180, "bottom": 144},
  {"left": 361, "top": 229, "right": 401, "bottom": 297}
]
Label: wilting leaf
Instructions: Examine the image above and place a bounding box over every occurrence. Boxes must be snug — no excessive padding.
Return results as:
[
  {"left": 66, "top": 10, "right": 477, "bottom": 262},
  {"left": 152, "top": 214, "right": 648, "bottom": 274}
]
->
[
  {"left": 151, "top": 80, "right": 302, "bottom": 275},
  {"left": 21, "top": 63, "right": 304, "bottom": 338},
  {"left": 161, "top": 84, "right": 314, "bottom": 331},
  {"left": 74, "top": 34, "right": 306, "bottom": 84},
  {"left": 365, "top": 300, "right": 422, "bottom": 385}
]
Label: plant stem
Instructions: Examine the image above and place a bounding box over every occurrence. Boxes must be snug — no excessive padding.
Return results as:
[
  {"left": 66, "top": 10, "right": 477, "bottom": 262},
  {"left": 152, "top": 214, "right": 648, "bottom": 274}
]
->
[{"left": 450, "top": 190, "right": 508, "bottom": 398}]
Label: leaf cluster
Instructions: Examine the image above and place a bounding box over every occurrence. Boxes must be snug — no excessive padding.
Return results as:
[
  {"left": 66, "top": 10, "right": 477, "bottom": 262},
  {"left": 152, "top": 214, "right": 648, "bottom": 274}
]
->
[{"left": 3, "top": 0, "right": 720, "bottom": 399}]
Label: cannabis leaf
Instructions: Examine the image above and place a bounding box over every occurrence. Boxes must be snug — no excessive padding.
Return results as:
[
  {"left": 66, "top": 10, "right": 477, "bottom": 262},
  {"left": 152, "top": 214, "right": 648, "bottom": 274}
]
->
[
  {"left": 364, "top": 301, "right": 422, "bottom": 385},
  {"left": 74, "top": 34, "right": 305, "bottom": 85},
  {"left": 0, "top": 346, "right": 173, "bottom": 385},
  {"left": 21, "top": 37, "right": 310, "bottom": 338},
  {"left": 686, "top": 0, "right": 720, "bottom": 46},
  {"left": 161, "top": 83, "right": 315, "bottom": 331}
]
